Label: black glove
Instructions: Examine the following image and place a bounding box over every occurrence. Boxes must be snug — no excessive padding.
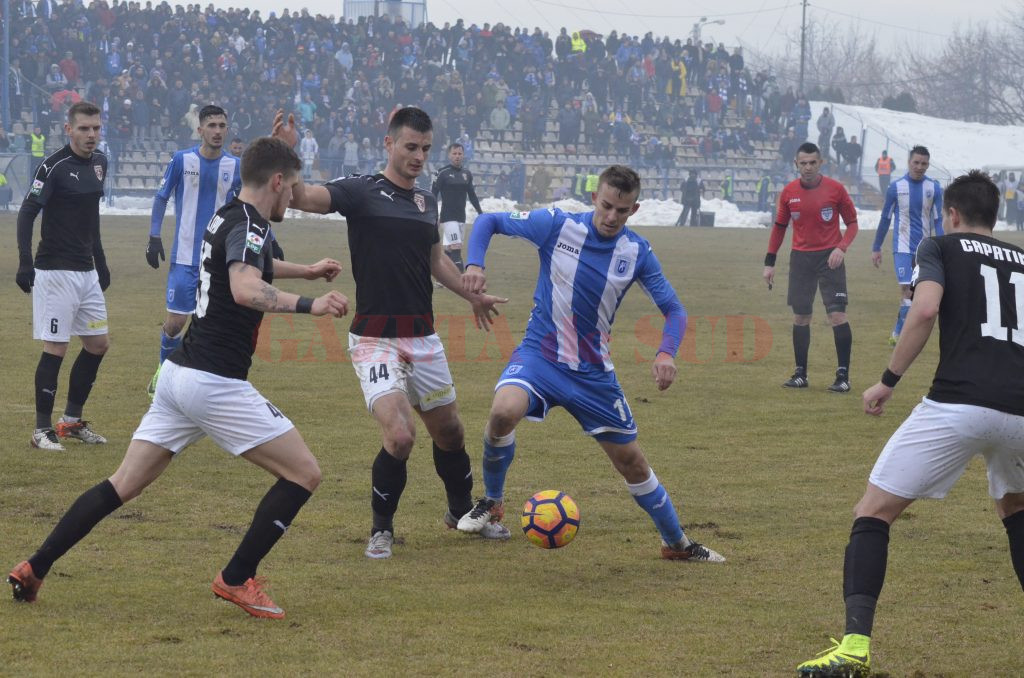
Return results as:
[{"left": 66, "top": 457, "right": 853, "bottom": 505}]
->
[
  {"left": 96, "top": 261, "right": 111, "bottom": 291},
  {"left": 271, "top": 238, "right": 284, "bottom": 260},
  {"left": 146, "top": 236, "right": 165, "bottom": 269},
  {"left": 16, "top": 255, "right": 34, "bottom": 293}
]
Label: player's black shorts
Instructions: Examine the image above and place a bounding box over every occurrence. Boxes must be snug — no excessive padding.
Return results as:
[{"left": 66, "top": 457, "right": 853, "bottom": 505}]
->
[{"left": 787, "top": 249, "right": 848, "bottom": 315}]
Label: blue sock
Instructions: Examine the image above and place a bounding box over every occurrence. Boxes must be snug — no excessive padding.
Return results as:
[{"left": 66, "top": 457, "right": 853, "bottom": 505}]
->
[
  {"left": 482, "top": 432, "right": 516, "bottom": 501},
  {"left": 628, "top": 470, "right": 685, "bottom": 546},
  {"left": 893, "top": 299, "right": 911, "bottom": 337},
  {"left": 159, "top": 330, "right": 183, "bottom": 363}
]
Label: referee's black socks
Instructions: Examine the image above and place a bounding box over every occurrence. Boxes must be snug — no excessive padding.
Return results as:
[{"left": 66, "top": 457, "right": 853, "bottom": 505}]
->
[
  {"left": 792, "top": 324, "right": 810, "bottom": 372},
  {"left": 843, "top": 516, "right": 890, "bottom": 638},
  {"left": 1003, "top": 510, "right": 1024, "bottom": 591},
  {"left": 35, "top": 352, "right": 63, "bottom": 430},
  {"left": 222, "top": 478, "right": 312, "bottom": 586},
  {"left": 833, "top": 322, "right": 852, "bottom": 371}
]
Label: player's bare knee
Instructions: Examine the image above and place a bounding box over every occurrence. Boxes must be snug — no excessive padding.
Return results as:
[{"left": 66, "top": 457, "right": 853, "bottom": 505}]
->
[
  {"left": 995, "top": 493, "right": 1024, "bottom": 519},
  {"left": 384, "top": 427, "right": 416, "bottom": 458},
  {"left": 295, "top": 457, "right": 322, "bottom": 492},
  {"left": 83, "top": 335, "right": 110, "bottom": 355},
  {"left": 163, "top": 315, "right": 187, "bottom": 337},
  {"left": 793, "top": 314, "right": 812, "bottom": 326},
  {"left": 488, "top": 409, "right": 520, "bottom": 438},
  {"left": 433, "top": 418, "right": 464, "bottom": 450},
  {"left": 828, "top": 311, "right": 848, "bottom": 326}
]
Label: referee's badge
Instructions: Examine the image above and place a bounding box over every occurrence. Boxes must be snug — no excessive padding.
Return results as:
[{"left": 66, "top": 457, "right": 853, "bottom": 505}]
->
[
  {"left": 413, "top": 193, "right": 426, "bottom": 212},
  {"left": 820, "top": 206, "right": 834, "bottom": 221},
  {"left": 94, "top": 164, "right": 104, "bottom": 181}
]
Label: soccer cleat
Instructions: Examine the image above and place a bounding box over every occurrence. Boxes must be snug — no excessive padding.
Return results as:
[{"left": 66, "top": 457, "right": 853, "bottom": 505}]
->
[
  {"left": 8, "top": 560, "right": 43, "bottom": 602},
  {"left": 783, "top": 368, "right": 809, "bottom": 388},
  {"left": 211, "top": 572, "right": 285, "bottom": 619},
  {"left": 147, "top": 364, "right": 162, "bottom": 400},
  {"left": 796, "top": 636, "right": 871, "bottom": 677},
  {"left": 457, "top": 497, "right": 506, "bottom": 533},
  {"left": 56, "top": 419, "right": 107, "bottom": 444},
  {"left": 661, "top": 540, "right": 726, "bottom": 562},
  {"left": 888, "top": 334, "right": 899, "bottom": 347},
  {"left": 827, "top": 369, "right": 851, "bottom": 394},
  {"left": 31, "top": 427, "right": 66, "bottom": 451},
  {"left": 444, "top": 510, "right": 511, "bottom": 540},
  {"left": 365, "top": 530, "right": 394, "bottom": 559}
]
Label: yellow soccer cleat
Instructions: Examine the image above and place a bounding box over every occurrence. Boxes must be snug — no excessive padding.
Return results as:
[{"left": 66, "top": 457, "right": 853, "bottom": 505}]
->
[{"left": 796, "top": 635, "right": 870, "bottom": 677}]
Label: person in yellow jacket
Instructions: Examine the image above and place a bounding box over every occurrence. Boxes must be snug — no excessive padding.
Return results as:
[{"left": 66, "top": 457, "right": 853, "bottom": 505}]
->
[
  {"left": 570, "top": 32, "right": 587, "bottom": 55},
  {"left": 668, "top": 58, "right": 687, "bottom": 97},
  {"left": 30, "top": 126, "right": 46, "bottom": 175}
]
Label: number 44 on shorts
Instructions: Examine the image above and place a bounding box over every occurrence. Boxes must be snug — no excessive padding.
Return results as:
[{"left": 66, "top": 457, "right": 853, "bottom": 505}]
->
[{"left": 368, "top": 363, "right": 390, "bottom": 384}]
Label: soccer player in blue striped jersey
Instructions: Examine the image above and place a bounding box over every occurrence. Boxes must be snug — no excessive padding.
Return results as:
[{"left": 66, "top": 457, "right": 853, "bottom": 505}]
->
[
  {"left": 145, "top": 105, "right": 241, "bottom": 396},
  {"left": 872, "top": 146, "right": 943, "bottom": 345},
  {"left": 456, "top": 165, "right": 724, "bottom": 562}
]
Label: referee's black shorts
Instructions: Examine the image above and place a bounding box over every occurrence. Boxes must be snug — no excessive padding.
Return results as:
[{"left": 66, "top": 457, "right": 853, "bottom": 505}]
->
[{"left": 787, "top": 248, "right": 848, "bottom": 315}]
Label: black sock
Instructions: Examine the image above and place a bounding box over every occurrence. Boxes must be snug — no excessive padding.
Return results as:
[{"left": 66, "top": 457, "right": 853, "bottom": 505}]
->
[
  {"left": 371, "top": 448, "right": 408, "bottom": 534},
  {"left": 843, "top": 516, "right": 890, "bottom": 637},
  {"left": 445, "top": 249, "right": 464, "bottom": 273},
  {"left": 221, "top": 478, "right": 312, "bottom": 586},
  {"left": 832, "top": 322, "right": 852, "bottom": 372},
  {"left": 35, "top": 352, "right": 63, "bottom": 430},
  {"left": 792, "top": 324, "right": 810, "bottom": 372},
  {"left": 1003, "top": 510, "right": 1024, "bottom": 592},
  {"left": 28, "top": 479, "right": 123, "bottom": 578},
  {"left": 65, "top": 348, "right": 104, "bottom": 419},
  {"left": 433, "top": 442, "right": 473, "bottom": 517}
]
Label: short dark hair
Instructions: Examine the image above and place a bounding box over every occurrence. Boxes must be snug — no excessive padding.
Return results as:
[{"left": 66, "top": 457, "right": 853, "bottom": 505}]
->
[
  {"left": 909, "top": 145, "right": 930, "bottom": 159},
  {"left": 199, "top": 104, "right": 227, "bottom": 124},
  {"left": 598, "top": 165, "right": 641, "bottom": 198},
  {"left": 388, "top": 106, "right": 432, "bottom": 136},
  {"left": 447, "top": 142, "right": 464, "bottom": 152},
  {"left": 231, "top": 137, "right": 243, "bottom": 144},
  {"left": 944, "top": 170, "right": 998, "bottom": 229},
  {"left": 796, "top": 142, "right": 820, "bottom": 157},
  {"left": 240, "top": 136, "right": 301, "bottom": 187},
  {"left": 67, "top": 101, "right": 101, "bottom": 124}
]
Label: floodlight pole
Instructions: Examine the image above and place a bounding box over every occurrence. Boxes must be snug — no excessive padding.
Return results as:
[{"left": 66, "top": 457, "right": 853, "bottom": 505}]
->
[
  {"left": 799, "top": 0, "right": 808, "bottom": 95},
  {"left": 2, "top": 0, "right": 10, "bottom": 133}
]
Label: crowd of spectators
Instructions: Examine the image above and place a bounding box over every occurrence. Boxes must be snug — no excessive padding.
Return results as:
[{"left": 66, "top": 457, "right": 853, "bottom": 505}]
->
[{"left": 2, "top": 0, "right": 824, "bottom": 200}]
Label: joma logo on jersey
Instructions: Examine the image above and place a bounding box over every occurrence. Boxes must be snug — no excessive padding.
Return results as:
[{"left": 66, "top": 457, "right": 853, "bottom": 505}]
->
[
  {"left": 556, "top": 241, "right": 581, "bottom": 256},
  {"left": 184, "top": 169, "right": 199, "bottom": 176}
]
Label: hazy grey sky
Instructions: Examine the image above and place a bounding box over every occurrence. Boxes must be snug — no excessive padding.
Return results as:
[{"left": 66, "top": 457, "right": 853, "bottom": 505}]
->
[{"left": 230, "top": 0, "right": 1015, "bottom": 56}]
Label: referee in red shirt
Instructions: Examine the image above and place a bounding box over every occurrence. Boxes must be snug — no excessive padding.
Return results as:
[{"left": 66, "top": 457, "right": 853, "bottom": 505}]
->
[{"left": 763, "top": 142, "right": 859, "bottom": 392}]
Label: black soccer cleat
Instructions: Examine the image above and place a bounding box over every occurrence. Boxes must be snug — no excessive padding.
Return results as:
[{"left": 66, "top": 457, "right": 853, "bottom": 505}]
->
[
  {"left": 783, "top": 368, "right": 808, "bottom": 388},
  {"left": 827, "top": 368, "right": 850, "bottom": 393}
]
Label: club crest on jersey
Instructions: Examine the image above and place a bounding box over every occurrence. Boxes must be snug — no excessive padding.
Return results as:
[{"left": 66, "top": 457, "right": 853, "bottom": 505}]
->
[
  {"left": 616, "top": 258, "right": 629, "bottom": 275},
  {"left": 506, "top": 364, "right": 523, "bottom": 375},
  {"left": 94, "top": 164, "right": 104, "bottom": 181},
  {"left": 222, "top": 171, "right": 229, "bottom": 182},
  {"left": 413, "top": 193, "right": 426, "bottom": 212},
  {"left": 820, "top": 206, "right": 834, "bottom": 221}
]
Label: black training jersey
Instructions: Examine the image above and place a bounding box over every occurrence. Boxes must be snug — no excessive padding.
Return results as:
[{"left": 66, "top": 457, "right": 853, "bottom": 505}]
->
[
  {"left": 169, "top": 198, "right": 273, "bottom": 380},
  {"left": 914, "top": 233, "right": 1024, "bottom": 415},
  {"left": 432, "top": 163, "right": 482, "bottom": 223},
  {"left": 326, "top": 174, "right": 439, "bottom": 338},
  {"left": 17, "top": 145, "right": 107, "bottom": 271}
]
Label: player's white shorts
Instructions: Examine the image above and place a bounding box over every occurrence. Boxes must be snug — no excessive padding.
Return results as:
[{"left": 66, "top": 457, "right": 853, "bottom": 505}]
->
[
  {"left": 869, "top": 398, "right": 1024, "bottom": 500},
  {"left": 348, "top": 332, "right": 456, "bottom": 413},
  {"left": 32, "top": 269, "right": 108, "bottom": 342},
  {"left": 132, "top": 360, "right": 295, "bottom": 455},
  {"left": 442, "top": 221, "right": 464, "bottom": 247}
]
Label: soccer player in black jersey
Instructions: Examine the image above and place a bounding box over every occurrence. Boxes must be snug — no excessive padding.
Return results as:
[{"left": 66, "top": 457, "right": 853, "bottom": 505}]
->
[
  {"left": 432, "top": 142, "right": 483, "bottom": 273},
  {"left": 7, "top": 137, "right": 349, "bottom": 619},
  {"left": 798, "top": 171, "right": 1024, "bottom": 676},
  {"left": 272, "top": 107, "right": 508, "bottom": 559},
  {"left": 16, "top": 101, "right": 110, "bottom": 451}
]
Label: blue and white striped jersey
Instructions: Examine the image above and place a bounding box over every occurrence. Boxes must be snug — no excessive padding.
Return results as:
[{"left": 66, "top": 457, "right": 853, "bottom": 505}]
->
[
  {"left": 468, "top": 208, "right": 686, "bottom": 373},
  {"left": 150, "top": 147, "right": 241, "bottom": 266},
  {"left": 874, "top": 174, "right": 944, "bottom": 255}
]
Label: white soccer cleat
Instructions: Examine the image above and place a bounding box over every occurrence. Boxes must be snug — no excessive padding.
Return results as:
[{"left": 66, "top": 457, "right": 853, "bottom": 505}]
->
[
  {"left": 31, "top": 428, "right": 65, "bottom": 451},
  {"left": 365, "top": 530, "right": 394, "bottom": 559},
  {"left": 457, "top": 497, "right": 504, "bottom": 533},
  {"left": 56, "top": 419, "right": 107, "bottom": 444}
]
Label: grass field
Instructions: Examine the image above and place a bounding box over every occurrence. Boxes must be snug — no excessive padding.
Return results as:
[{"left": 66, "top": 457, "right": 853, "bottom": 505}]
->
[{"left": 2, "top": 215, "right": 1022, "bottom": 677}]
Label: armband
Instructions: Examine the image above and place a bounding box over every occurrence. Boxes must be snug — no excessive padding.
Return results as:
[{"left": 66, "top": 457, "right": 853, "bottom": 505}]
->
[
  {"left": 881, "top": 368, "right": 901, "bottom": 388},
  {"left": 296, "top": 296, "right": 314, "bottom": 314},
  {"left": 764, "top": 253, "right": 777, "bottom": 267}
]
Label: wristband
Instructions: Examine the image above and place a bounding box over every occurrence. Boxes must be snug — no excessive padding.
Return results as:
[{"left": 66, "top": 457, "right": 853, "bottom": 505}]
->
[
  {"left": 881, "top": 368, "right": 901, "bottom": 388},
  {"left": 764, "top": 253, "right": 777, "bottom": 267},
  {"left": 296, "top": 296, "right": 314, "bottom": 314}
]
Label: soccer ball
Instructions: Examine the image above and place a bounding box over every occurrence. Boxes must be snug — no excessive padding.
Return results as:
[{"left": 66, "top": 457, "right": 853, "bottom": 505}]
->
[{"left": 521, "top": 490, "right": 580, "bottom": 549}]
